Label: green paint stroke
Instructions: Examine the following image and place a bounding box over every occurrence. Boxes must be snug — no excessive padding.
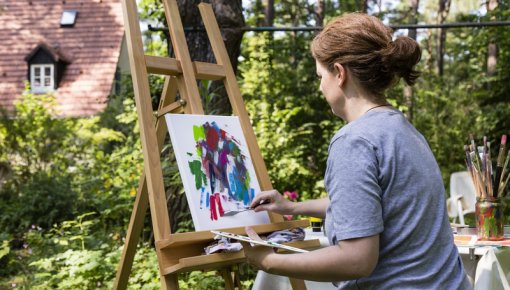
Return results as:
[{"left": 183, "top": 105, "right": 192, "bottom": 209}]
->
[
  {"left": 193, "top": 125, "right": 205, "bottom": 157},
  {"left": 193, "top": 125, "right": 205, "bottom": 142},
  {"left": 188, "top": 160, "right": 207, "bottom": 189}
]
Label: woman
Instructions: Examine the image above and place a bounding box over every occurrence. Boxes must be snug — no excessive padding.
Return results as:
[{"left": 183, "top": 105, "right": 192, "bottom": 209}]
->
[{"left": 242, "top": 12, "right": 471, "bottom": 289}]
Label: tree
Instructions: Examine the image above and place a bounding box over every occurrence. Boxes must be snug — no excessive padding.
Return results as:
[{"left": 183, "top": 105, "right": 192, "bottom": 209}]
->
[
  {"left": 487, "top": 0, "right": 498, "bottom": 77},
  {"left": 436, "top": 0, "right": 452, "bottom": 76},
  {"left": 263, "top": 0, "right": 275, "bottom": 26},
  {"left": 403, "top": 0, "right": 420, "bottom": 122},
  {"left": 315, "top": 0, "right": 325, "bottom": 27}
]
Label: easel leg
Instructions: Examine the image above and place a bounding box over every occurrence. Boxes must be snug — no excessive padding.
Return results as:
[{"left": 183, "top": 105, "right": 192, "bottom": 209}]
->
[
  {"left": 289, "top": 278, "right": 307, "bottom": 290},
  {"left": 113, "top": 177, "right": 149, "bottom": 290},
  {"left": 162, "top": 273, "right": 179, "bottom": 290},
  {"left": 114, "top": 76, "right": 178, "bottom": 290},
  {"left": 233, "top": 266, "right": 243, "bottom": 290},
  {"left": 220, "top": 268, "right": 236, "bottom": 290}
]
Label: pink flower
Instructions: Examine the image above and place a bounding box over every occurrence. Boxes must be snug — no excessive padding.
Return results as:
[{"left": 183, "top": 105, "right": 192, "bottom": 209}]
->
[{"left": 283, "top": 191, "right": 298, "bottom": 200}]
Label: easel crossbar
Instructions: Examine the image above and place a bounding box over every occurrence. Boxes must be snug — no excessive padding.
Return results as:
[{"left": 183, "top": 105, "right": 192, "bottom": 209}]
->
[{"left": 146, "top": 55, "right": 226, "bottom": 80}]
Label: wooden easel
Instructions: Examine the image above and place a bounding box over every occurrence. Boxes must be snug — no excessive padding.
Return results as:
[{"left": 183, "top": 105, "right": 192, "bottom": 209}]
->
[{"left": 114, "top": 1, "right": 319, "bottom": 289}]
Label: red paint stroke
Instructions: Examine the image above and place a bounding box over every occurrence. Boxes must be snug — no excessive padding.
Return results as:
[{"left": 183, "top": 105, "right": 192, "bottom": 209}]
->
[
  {"left": 220, "top": 129, "right": 227, "bottom": 139},
  {"left": 206, "top": 127, "right": 219, "bottom": 151},
  {"left": 209, "top": 192, "right": 225, "bottom": 220}
]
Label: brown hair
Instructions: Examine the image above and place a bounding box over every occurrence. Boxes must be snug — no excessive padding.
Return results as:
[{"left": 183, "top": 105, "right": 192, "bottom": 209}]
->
[{"left": 311, "top": 13, "right": 421, "bottom": 99}]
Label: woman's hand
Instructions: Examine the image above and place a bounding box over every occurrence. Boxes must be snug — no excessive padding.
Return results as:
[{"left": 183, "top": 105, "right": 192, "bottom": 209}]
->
[
  {"left": 250, "top": 190, "right": 295, "bottom": 215},
  {"left": 241, "top": 227, "right": 276, "bottom": 272}
]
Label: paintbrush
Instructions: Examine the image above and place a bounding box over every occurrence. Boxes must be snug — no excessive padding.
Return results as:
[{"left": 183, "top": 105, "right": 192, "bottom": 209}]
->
[
  {"left": 486, "top": 140, "right": 494, "bottom": 197},
  {"left": 470, "top": 151, "right": 486, "bottom": 198},
  {"left": 466, "top": 145, "right": 484, "bottom": 198},
  {"left": 478, "top": 144, "right": 487, "bottom": 191},
  {"left": 494, "top": 135, "right": 507, "bottom": 197},
  {"left": 499, "top": 167, "right": 510, "bottom": 198},
  {"left": 222, "top": 207, "right": 252, "bottom": 216},
  {"left": 498, "top": 150, "right": 510, "bottom": 196},
  {"left": 222, "top": 199, "right": 270, "bottom": 216}
]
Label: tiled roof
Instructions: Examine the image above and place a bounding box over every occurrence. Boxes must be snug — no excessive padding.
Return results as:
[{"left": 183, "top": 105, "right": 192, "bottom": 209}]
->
[{"left": 0, "top": 0, "right": 124, "bottom": 117}]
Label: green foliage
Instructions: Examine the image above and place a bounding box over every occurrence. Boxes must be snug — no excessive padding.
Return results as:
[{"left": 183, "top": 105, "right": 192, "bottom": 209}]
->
[
  {"left": 0, "top": 172, "right": 76, "bottom": 231},
  {"left": 178, "top": 271, "right": 225, "bottom": 290},
  {"left": 26, "top": 214, "right": 119, "bottom": 289},
  {"left": 0, "top": 89, "right": 77, "bottom": 232},
  {"left": 0, "top": 86, "right": 147, "bottom": 287},
  {"left": 71, "top": 97, "right": 143, "bottom": 231},
  {"left": 0, "top": 87, "right": 141, "bottom": 234},
  {"left": 0, "top": 86, "right": 72, "bottom": 178},
  {"left": 240, "top": 31, "right": 340, "bottom": 200},
  {"left": 29, "top": 247, "right": 118, "bottom": 289}
]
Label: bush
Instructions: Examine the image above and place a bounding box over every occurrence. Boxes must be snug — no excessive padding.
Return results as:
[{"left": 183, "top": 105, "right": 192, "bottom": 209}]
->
[{"left": 0, "top": 171, "right": 76, "bottom": 232}]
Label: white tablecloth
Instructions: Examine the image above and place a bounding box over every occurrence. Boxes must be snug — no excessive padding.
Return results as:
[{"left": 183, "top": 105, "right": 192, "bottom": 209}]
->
[
  {"left": 253, "top": 229, "right": 510, "bottom": 290},
  {"left": 459, "top": 246, "right": 510, "bottom": 290}
]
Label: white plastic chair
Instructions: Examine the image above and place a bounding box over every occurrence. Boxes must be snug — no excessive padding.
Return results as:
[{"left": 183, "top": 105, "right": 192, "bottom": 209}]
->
[{"left": 446, "top": 171, "right": 477, "bottom": 225}]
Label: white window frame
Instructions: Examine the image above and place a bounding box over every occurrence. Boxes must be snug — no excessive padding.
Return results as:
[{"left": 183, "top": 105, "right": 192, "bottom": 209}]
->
[{"left": 30, "top": 64, "right": 54, "bottom": 94}]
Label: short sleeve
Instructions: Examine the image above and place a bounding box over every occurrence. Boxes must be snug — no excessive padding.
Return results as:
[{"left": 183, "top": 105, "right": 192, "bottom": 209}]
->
[{"left": 325, "top": 134, "right": 384, "bottom": 242}]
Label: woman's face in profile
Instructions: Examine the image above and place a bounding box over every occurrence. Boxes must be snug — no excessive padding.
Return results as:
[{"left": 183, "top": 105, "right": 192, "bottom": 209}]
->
[{"left": 316, "top": 60, "right": 344, "bottom": 117}]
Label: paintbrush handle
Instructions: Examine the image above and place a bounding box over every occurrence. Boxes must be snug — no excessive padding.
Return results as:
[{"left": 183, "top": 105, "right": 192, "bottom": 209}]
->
[
  {"left": 497, "top": 135, "right": 507, "bottom": 166},
  {"left": 494, "top": 166, "right": 503, "bottom": 197}
]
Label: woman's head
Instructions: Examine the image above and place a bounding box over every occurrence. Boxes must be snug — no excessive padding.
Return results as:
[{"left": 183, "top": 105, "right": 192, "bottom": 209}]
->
[{"left": 311, "top": 13, "right": 421, "bottom": 99}]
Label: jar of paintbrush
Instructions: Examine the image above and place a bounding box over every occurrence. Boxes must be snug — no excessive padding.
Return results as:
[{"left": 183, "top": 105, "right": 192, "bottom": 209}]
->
[
  {"left": 475, "top": 197, "right": 504, "bottom": 240},
  {"left": 465, "top": 134, "right": 508, "bottom": 241}
]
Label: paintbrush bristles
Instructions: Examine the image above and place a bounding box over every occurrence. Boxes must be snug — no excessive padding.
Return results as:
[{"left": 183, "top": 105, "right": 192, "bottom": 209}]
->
[
  {"left": 497, "top": 135, "right": 507, "bottom": 166},
  {"left": 465, "top": 134, "right": 510, "bottom": 199}
]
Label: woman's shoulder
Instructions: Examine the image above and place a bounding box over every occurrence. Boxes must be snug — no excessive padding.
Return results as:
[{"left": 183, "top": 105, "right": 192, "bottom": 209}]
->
[{"left": 333, "top": 109, "right": 403, "bottom": 138}]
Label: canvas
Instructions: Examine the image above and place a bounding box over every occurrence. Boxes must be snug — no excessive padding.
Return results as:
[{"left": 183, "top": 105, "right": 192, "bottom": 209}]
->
[{"left": 165, "top": 114, "right": 271, "bottom": 231}]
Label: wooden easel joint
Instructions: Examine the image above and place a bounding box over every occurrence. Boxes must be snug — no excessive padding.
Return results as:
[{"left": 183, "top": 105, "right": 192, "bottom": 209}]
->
[{"left": 157, "top": 99, "right": 186, "bottom": 117}]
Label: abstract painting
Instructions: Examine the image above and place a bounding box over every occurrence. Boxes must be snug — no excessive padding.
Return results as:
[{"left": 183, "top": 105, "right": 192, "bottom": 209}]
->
[{"left": 165, "top": 114, "right": 270, "bottom": 231}]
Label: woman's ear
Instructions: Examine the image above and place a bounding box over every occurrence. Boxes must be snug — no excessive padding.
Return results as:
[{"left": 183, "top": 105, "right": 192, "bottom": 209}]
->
[{"left": 333, "top": 63, "right": 346, "bottom": 87}]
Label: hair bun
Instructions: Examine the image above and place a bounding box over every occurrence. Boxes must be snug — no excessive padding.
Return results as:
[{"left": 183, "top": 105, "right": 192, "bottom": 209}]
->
[{"left": 381, "top": 36, "right": 422, "bottom": 85}]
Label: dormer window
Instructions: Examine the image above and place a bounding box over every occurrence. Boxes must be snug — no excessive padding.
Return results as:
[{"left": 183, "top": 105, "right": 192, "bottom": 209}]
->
[
  {"left": 30, "top": 64, "right": 54, "bottom": 93},
  {"left": 25, "top": 43, "right": 71, "bottom": 94},
  {"left": 60, "top": 10, "right": 78, "bottom": 27}
]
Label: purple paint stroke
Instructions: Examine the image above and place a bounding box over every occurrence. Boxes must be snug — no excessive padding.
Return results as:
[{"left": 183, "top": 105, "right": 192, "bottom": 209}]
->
[{"left": 187, "top": 121, "right": 256, "bottom": 218}]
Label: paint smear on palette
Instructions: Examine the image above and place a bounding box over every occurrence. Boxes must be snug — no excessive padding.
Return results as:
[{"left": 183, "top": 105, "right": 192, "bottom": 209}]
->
[
  {"left": 188, "top": 121, "right": 256, "bottom": 221},
  {"left": 166, "top": 114, "right": 269, "bottom": 231}
]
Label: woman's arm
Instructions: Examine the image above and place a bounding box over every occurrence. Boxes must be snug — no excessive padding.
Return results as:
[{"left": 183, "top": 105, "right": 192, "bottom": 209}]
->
[
  {"left": 289, "top": 197, "right": 329, "bottom": 218},
  {"left": 242, "top": 227, "right": 379, "bottom": 282},
  {"left": 250, "top": 190, "right": 329, "bottom": 218}
]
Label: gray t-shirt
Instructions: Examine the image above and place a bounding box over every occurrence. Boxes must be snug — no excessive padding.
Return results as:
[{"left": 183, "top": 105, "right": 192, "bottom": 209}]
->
[{"left": 324, "top": 108, "right": 471, "bottom": 289}]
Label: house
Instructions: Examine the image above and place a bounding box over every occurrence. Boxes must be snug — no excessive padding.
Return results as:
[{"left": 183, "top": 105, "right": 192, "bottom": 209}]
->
[{"left": 0, "top": 0, "right": 129, "bottom": 117}]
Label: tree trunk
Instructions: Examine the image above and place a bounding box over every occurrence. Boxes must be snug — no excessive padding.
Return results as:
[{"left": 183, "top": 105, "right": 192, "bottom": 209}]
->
[
  {"left": 436, "top": 0, "right": 451, "bottom": 76},
  {"left": 315, "top": 0, "right": 325, "bottom": 27},
  {"left": 172, "top": 0, "right": 245, "bottom": 115},
  {"left": 487, "top": 0, "right": 498, "bottom": 77},
  {"left": 404, "top": 0, "right": 419, "bottom": 122},
  {"left": 263, "top": 0, "right": 274, "bottom": 26}
]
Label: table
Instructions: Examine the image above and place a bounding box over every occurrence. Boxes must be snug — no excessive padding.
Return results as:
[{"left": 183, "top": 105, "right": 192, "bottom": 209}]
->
[{"left": 253, "top": 229, "right": 510, "bottom": 290}]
